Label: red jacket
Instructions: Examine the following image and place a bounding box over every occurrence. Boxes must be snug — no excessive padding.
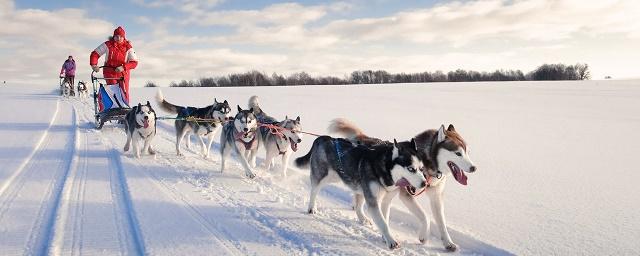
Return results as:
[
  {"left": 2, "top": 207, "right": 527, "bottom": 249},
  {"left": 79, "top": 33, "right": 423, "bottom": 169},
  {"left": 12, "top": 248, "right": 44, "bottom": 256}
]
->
[{"left": 90, "top": 26, "right": 138, "bottom": 102}]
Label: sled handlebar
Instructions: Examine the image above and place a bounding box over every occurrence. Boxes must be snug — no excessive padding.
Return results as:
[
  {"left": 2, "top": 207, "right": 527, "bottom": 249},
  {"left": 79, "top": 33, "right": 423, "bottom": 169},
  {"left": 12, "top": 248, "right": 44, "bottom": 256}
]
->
[{"left": 91, "top": 65, "right": 125, "bottom": 81}]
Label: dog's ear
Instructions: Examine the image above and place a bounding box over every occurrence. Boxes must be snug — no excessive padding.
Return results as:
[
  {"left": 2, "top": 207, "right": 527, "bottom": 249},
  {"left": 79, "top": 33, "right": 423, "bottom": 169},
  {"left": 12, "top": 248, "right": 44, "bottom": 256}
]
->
[
  {"left": 410, "top": 138, "right": 417, "bottom": 151},
  {"left": 296, "top": 116, "right": 300, "bottom": 122},
  {"left": 146, "top": 101, "right": 151, "bottom": 106},
  {"left": 214, "top": 98, "right": 218, "bottom": 104},
  {"left": 237, "top": 105, "right": 242, "bottom": 112},
  {"left": 393, "top": 138, "right": 398, "bottom": 148},
  {"left": 285, "top": 115, "right": 288, "bottom": 120},
  {"left": 437, "top": 125, "right": 446, "bottom": 143},
  {"left": 224, "top": 100, "right": 228, "bottom": 104},
  {"left": 447, "top": 124, "right": 456, "bottom": 132},
  {"left": 249, "top": 107, "right": 253, "bottom": 113}
]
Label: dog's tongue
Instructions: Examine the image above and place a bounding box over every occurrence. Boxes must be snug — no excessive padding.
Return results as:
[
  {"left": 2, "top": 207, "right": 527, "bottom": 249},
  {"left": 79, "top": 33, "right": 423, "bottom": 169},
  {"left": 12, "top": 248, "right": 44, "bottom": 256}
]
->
[
  {"left": 452, "top": 169, "right": 468, "bottom": 185},
  {"left": 143, "top": 120, "right": 149, "bottom": 128},
  {"left": 289, "top": 138, "right": 298, "bottom": 152},
  {"left": 395, "top": 178, "right": 410, "bottom": 187}
]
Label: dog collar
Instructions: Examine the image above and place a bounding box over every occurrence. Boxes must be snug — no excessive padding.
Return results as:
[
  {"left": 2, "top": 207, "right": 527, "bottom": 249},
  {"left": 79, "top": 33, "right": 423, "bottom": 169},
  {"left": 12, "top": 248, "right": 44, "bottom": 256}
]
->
[{"left": 275, "top": 135, "right": 288, "bottom": 155}]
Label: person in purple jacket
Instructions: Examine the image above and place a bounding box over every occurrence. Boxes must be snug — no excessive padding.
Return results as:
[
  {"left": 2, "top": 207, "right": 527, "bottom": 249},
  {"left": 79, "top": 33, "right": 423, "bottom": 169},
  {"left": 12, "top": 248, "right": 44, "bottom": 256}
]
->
[{"left": 60, "top": 55, "right": 76, "bottom": 96}]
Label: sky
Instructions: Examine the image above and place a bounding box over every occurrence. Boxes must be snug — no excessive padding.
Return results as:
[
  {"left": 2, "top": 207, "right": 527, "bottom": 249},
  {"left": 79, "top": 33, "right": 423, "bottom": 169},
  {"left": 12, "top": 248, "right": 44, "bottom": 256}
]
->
[{"left": 1, "top": 0, "right": 639, "bottom": 87}]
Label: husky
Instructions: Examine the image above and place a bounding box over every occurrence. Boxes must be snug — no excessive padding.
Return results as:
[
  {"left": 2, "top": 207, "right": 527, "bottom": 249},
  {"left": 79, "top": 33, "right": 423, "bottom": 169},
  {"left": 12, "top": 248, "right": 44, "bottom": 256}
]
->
[
  {"left": 123, "top": 101, "right": 157, "bottom": 158},
  {"left": 248, "top": 96, "right": 302, "bottom": 177},
  {"left": 77, "top": 81, "right": 89, "bottom": 98},
  {"left": 60, "top": 77, "right": 71, "bottom": 97},
  {"left": 330, "top": 118, "right": 476, "bottom": 251},
  {"left": 156, "top": 90, "right": 232, "bottom": 158},
  {"left": 220, "top": 105, "right": 259, "bottom": 179},
  {"left": 295, "top": 134, "right": 427, "bottom": 249}
]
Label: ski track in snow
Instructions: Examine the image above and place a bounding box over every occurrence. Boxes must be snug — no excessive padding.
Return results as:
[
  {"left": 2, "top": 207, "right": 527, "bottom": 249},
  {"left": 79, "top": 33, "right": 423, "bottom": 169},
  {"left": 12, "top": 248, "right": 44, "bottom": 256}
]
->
[{"left": 0, "top": 101, "right": 76, "bottom": 255}]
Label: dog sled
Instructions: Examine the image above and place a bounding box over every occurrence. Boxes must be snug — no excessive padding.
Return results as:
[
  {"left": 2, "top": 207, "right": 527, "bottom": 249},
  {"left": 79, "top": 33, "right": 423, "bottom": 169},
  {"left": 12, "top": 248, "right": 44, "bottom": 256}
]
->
[{"left": 91, "top": 66, "right": 130, "bottom": 129}]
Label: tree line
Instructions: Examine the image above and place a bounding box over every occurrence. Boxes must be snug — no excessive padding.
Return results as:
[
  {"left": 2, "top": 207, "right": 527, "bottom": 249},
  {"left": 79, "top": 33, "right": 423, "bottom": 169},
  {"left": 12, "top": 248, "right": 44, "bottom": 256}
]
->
[{"left": 145, "top": 63, "right": 591, "bottom": 87}]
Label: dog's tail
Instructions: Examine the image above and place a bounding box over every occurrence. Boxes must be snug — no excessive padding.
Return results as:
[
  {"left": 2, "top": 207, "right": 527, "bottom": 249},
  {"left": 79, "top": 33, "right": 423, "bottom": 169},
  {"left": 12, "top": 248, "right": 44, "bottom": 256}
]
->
[
  {"left": 328, "top": 118, "right": 368, "bottom": 141},
  {"left": 328, "top": 118, "right": 386, "bottom": 146},
  {"left": 295, "top": 136, "right": 331, "bottom": 169},
  {"left": 155, "top": 89, "right": 182, "bottom": 114},
  {"left": 294, "top": 150, "right": 312, "bottom": 169},
  {"left": 295, "top": 136, "right": 323, "bottom": 169},
  {"left": 248, "top": 95, "right": 263, "bottom": 115}
]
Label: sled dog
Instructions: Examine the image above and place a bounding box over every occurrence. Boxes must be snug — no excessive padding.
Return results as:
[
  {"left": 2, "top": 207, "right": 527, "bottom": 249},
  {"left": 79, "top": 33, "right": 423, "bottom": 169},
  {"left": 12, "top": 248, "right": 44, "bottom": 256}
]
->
[
  {"left": 295, "top": 134, "right": 427, "bottom": 249},
  {"left": 248, "top": 96, "right": 302, "bottom": 177},
  {"left": 124, "top": 101, "right": 157, "bottom": 158},
  {"left": 77, "top": 81, "right": 89, "bottom": 98},
  {"left": 156, "top": 90, "right": 231, "bottom": 158},
  {"left": 219, "top": 105, "right": 259, "bottom": 178},
  {"left": 329, "top": 118, "right": 477, "bottom": 251}
]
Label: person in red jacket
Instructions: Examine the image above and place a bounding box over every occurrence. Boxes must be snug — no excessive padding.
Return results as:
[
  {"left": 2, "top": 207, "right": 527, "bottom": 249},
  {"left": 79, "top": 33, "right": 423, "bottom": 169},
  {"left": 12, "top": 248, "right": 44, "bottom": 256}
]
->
[{"left": 90, "top": 26, "right": 138, "bottom": 110}]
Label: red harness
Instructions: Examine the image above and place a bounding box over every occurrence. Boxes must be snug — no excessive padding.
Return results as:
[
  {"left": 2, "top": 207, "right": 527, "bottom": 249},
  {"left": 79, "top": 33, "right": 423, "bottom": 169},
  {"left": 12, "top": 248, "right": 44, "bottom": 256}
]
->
[
  {"left": 405, "top": 175, "right": 434, "bottom": 197},
  {"left": 235, "top": 130, "right": 257, "bottom": 150}
]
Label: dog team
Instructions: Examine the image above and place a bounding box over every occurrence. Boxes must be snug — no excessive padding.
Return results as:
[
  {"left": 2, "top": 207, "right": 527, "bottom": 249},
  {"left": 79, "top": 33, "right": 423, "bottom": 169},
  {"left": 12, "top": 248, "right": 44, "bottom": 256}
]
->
[{"left": 121, "top": 90, "right": 476, "bottom": 251}]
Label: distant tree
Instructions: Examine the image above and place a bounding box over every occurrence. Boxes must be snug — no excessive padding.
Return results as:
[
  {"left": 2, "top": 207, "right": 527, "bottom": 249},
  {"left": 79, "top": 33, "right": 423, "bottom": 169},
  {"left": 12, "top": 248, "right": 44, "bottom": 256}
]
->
[
  {"left": 199, "top": 77, "right": 217, "bottom": 87},
  {"left": 271, "top": 72, "right": 286, "bottom": 86},
  {"left": 350, "top": 71, "right": 361, "bottom": 84},
  {"left": 216, "top": 76, "right": 232, "bottom": 87},
  {"left": 144, "top": 81, "right": 158, "bottom": 87},
  {"left": 576, "top": 63, "right": 591, "bottom": 80}
]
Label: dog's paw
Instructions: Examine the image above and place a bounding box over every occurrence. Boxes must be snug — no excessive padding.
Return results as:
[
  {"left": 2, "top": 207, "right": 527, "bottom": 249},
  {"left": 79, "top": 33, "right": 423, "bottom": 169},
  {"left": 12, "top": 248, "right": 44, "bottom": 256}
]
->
[
  {"left": 148, "top": 148, "right": 156, "bottom": 155},
  {"left": 444, "top": 241, "right": 458, "bottom": 252},
  {"left": 245, "top": 172, "right": 256, "bottom": 179},
  {"left": 360, "top": 218, "right": 372, "bottom": 226},
  {"left": 386, "top": 239, "right": 400, "bottom": 250},
  {"left": 307, "top": 208, "right": 316, "bottom": 214},
  {"left": 123, "top": 145, "right": 129, "bottom": 152},
  {"left": 419, "top": 230, "right": 429, "bottom": 244}
]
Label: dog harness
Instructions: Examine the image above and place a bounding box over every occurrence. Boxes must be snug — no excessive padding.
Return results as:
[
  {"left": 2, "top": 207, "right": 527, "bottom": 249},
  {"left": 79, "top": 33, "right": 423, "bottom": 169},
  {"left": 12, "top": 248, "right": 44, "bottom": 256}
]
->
[
  {"left": 235, "top": 130, "right": 258, "bottom": 150},
  {"left": 275, "top": 135, "right": 288, "bottom": 155}
]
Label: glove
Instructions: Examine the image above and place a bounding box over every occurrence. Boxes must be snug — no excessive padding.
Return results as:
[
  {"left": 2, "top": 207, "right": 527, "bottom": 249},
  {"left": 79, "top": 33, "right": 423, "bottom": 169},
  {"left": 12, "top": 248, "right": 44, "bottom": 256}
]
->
[
  {"left": 115, "top": 66, "right": 125, "bottom": 73},
  {"left": 91, "top": 65, "right": 100, "bottom": 72}
]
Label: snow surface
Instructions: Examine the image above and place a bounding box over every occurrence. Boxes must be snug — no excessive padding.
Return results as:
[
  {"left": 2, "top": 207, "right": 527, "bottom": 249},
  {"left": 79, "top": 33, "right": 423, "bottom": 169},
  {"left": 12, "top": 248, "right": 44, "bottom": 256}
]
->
[{"left": 0, "top": 80, "right": 638, "bottom": 255}]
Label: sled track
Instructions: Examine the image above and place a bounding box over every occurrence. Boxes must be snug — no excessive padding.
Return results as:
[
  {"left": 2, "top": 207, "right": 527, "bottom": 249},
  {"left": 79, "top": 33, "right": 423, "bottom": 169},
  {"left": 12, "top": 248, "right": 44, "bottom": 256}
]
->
[
  {"left": 61, "top": 101, "right": 147, "bottom": 255},
  {"left": 0, "top": 101, "right": 77, "bottom": 255},
  {"left": 0, "top": 101, "right": 60, "bottom": 198},
  {"left": 135, "top": 164, "right": 249, "bottom": 255},
  {"left": 108, "top": 149, "right": 147, "bottom": 255}
]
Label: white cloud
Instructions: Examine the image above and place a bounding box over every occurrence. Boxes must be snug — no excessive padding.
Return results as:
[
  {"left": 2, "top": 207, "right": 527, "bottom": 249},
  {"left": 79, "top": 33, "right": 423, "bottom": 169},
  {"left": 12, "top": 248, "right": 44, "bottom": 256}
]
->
[
  {"left": 186, "top": 2, "right": 326, "bottom": 27},
  {"left": 322, "top": 0, "right": 640, "bottom": 45},
  {"left": 133, "top": 0, "right": 223, "bottom": 9},
  {"left": 0, "top": 1, "right": 114, "bottom": 85}
]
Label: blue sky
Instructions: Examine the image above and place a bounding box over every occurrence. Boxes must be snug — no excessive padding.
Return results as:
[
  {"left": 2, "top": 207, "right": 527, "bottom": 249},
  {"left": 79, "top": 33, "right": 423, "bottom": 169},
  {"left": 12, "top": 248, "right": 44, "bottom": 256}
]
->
[{"left": 2, "top": 0, "right": 640, "bottom": 86}]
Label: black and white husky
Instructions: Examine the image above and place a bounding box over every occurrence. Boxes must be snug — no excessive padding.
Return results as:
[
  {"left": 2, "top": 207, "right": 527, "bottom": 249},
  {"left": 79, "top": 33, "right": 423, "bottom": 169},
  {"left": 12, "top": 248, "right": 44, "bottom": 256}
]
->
[
  {"left": 77, "top": 81, "right": 88, "bottom": 98},
  {"left": 156, "top": 90, "right": 231, "bottom": 158},
  {"left": 248, "top": 96, "right": 302, "bottom": 177},
  {"left": 220, "top": 105, "right": 259, "bottom": 179},
  {"left": 123, "top": 101, "right": 157, "bottom": 158},
  {"left": 60, "top": 77, "right": 71, "bottom": 98},
  {"left": 295, "top": 135, "right": 427, "bottom": 249},
  {"left": 330, "top": 119, "right": 477, "bottom": 251}
]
